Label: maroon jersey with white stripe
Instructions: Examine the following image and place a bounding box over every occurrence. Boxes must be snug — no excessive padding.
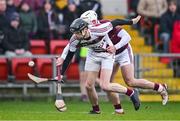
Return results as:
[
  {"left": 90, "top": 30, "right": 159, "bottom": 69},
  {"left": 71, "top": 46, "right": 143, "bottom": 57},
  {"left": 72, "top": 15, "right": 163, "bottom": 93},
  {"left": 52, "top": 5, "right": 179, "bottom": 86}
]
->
[{"left": 100, "top": 20, "right": 122, "bottom": 45}]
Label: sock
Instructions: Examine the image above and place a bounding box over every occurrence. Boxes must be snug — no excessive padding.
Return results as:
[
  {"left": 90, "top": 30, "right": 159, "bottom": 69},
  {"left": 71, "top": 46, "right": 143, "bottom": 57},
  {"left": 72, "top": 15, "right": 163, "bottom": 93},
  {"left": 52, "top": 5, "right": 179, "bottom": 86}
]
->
[
  {"left": 114, "top": 104, "right": 124, "bottom": 113},
  {"left": 114, "top": 104, "right": 122, "bottom": 110},
  {"left": 81, "top": 94, "right": 87, "bottom": 99},
  {"left": 81, "top": 94, "right": 88, "bottom": 101},
  {"left": 154, "top": 83, "right": 164, "bottom": 92},
  {"left": 153, "top": 83, "right": 159, "bottom": 91},
  {"left": 92, "top": 105, "right": 100, "bottom": 112},
  {"left": 126, "top": 88, "right": 134, "bottom": 97}
]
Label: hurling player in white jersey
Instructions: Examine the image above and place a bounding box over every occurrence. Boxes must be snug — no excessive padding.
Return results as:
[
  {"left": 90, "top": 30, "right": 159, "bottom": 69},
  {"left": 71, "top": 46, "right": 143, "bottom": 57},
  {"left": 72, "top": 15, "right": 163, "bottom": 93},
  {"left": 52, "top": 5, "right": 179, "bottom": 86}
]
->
[
  {"left": 80, "top": 10, "right": 168, "bottom": 113},
  {"left": 56, "top": 18, "right": 141, "bottom": 114},
  {"left": 80, "top": 10, "right": 141, "bottom": 114}
]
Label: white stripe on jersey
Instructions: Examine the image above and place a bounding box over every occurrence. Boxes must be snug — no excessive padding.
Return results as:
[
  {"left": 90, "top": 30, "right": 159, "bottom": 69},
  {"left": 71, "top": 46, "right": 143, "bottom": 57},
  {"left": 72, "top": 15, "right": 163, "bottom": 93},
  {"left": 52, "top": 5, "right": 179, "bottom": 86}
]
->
[{"left": 89, "top": 22, "right": 113, "bottom": 36}]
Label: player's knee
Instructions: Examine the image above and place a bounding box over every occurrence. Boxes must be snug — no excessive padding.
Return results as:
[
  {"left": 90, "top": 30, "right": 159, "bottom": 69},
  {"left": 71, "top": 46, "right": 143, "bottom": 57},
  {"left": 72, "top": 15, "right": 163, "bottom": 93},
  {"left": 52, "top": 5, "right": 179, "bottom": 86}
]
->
[
  {"left": 125, "top": 78, "right": 135, "bottom": 87},
  {"left": 85, "top": 81, "right": 94, "bottom": 90},
  {"left": 102, "top": 86, "right": 109, "bottom": 92},
  {"left": 99, "top": 83, "right": 109, "bottom": 91}
]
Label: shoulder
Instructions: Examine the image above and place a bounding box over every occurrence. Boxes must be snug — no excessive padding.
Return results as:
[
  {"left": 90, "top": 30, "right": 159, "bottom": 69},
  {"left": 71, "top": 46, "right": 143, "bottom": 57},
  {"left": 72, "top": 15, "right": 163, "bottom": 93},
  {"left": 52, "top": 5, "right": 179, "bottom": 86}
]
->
[
  {"left": 19, "top": 27, "right": 28, "bottom": 34},
  {"left": 69, "top": 35, "right": 79, "bottom": 45},
  {"left": 99, "top": 19, "right": 110, "bottom": 23},
  {"left": 89, "top": 22, "right": 112, "bottom": 34},
  {"left": 161, "top": 11, "right": 170, "bottom": 19},
  {"left": 108, "top": 27, "right": 122, "bottom": 37},
  {"left": 112, "top": 27, "right": 122, "bottom": 33},
  {"left": 99, "top": 20, "right": 122, "bottom": 34}
]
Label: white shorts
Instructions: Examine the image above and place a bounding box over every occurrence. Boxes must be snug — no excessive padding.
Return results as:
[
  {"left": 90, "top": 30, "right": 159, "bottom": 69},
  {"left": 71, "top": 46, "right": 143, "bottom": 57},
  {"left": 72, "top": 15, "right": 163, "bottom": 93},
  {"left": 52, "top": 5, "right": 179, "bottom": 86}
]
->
[
  {"left": 85, "top": 50, "right": 115, "bottom": 72},
  {"left": 115, "top": 44, "right": 133, "bottom": 67}
]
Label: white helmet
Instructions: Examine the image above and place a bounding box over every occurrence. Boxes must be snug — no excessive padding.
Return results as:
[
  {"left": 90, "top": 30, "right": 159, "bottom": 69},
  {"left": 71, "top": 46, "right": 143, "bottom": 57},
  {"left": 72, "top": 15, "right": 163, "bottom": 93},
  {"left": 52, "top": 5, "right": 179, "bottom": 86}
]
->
[{"left": 80, "top": 10, "right": 98, "bottom": 25}]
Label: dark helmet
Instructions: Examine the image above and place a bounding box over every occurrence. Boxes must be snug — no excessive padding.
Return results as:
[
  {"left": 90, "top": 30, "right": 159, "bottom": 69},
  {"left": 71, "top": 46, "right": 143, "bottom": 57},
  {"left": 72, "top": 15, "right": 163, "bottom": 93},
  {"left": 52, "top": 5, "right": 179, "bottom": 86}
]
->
[{"left": 70, "top": 18, "right": 88, "bottom": 33}]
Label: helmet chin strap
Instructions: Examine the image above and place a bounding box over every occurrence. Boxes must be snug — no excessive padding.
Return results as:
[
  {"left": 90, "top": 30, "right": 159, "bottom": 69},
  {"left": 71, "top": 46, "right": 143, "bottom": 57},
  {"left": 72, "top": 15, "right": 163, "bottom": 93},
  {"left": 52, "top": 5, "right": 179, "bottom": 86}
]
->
[
  {"left": 76, "top": 29, "right": 89, "bottom": 40},
  {"left": 81, "top": 30, "right": 88, "bottom": 39}
]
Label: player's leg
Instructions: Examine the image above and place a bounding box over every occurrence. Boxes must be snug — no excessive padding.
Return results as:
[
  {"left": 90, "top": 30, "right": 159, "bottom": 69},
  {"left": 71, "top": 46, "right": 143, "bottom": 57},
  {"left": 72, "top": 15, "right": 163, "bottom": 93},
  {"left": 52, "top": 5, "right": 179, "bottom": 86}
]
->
[
  {"left": 120, "top": 44, "right": 168, "bottom": 105},
  {"left": 110, "top": 63, "right": 119, "bottom": 83},
  {"left": 86, "top": 71, "right": 99, "bottom": 113},
  {"left": 122, "top": 64, "right": 156, "bottom": 88},
  {"left": 79, "top": 59, "right": 88, "bottom": 101},
  {"left": 106, "top": 63, "right": 124, "bottom": 114},
  {"left": 98, "top": 58, "right": 140, "bottom": 110},
  {"left": 121, "top": 64, "right": 168, "bottom": 105},
  {"left": 99, "top": 69, "right": 131, "bottom": 94},
  {"left": 106, "top": 92, "right": 124, "bottom": 114},
  {"left": 84, "top": 54, "right": 101, "bottom": 114},
  {"left": 80, "top": 71, "right": 88, "bottom": 101}
]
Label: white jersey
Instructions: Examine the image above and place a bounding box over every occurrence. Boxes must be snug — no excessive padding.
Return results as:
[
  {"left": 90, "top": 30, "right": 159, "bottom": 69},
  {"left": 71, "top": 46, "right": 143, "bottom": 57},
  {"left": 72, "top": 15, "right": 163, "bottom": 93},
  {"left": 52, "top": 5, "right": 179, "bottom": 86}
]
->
[{"left": 61, "top": 22, "right": 114, "bottom": 59}]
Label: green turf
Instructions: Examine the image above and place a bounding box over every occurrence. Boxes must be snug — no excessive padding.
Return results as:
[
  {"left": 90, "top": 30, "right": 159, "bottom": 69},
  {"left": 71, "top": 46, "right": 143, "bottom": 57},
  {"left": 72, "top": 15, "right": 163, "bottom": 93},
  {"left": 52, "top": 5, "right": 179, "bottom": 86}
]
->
[{"left": 0, "top": 100, "right": 180, "bottom": 120}]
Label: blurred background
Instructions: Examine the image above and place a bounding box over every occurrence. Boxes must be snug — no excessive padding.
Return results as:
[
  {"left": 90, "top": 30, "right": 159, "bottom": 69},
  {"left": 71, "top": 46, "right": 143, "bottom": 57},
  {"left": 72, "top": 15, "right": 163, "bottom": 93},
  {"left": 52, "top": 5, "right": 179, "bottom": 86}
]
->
[{"left": 0, "top": 0, "right": 180, "bottom": 102}]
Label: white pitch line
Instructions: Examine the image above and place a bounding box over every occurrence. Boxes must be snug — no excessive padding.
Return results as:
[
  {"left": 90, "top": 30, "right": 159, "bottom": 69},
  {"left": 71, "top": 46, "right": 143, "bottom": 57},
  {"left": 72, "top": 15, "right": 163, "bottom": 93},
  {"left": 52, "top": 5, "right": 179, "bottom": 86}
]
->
[{"left": 0, "top": 119, "right": 180, "bottom": 121}]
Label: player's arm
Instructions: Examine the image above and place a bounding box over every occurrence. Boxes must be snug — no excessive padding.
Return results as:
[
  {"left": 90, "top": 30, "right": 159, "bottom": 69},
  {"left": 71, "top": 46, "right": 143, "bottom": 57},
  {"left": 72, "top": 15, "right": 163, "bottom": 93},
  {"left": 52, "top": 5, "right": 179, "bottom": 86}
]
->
[
  {"left": 105, "top": 34, "right": 116, "bottom": 54},
  {"left": 56, "top": 44, "right": 75, "bottom": 75},
  {"left": 57, "top": 37, "right": 78, "bottom": 75},
  {"left": 90, "top": 22, "right": 113, "bottom": 36},
  {"left": 114, "top": 29, "right": 131, "bottom": 50},
  {"left": 106, "top": 29, "right": 131, "bottom": 53},
  {"left": 111, "top": 15, "right": 141, "bottom": 28},
  {"left": 90, "top": 15, "right": 141, "bottom": 36},
  {"left": 56, "top": 44, "right": 70, "bottom": 68},
  {"left": 60, "top": 43, "right": 70, "bottom": 60},
  {"left": 61, "top": 50, "right": 76, "bottom": 75}
]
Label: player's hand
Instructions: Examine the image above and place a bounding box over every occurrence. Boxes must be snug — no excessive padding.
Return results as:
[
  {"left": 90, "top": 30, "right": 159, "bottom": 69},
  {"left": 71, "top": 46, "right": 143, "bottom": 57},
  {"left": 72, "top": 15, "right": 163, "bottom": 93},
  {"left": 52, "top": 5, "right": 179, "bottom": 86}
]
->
[
  {"left": 54, "top": 75, "right": 64, "bottom": 82},
  {"left": 56, "top": 57, "right": 64, "bottom": 66},
  {"left": 107, "top": 46, "right": 116, "bottom": 54},
  {"left": 132, "top": 15, "right": 141, "bottom": 24}
]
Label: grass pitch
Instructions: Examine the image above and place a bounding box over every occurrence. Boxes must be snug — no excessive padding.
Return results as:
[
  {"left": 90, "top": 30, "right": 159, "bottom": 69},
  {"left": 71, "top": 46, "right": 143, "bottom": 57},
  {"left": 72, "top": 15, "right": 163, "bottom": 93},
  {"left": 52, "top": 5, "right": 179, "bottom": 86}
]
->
[{"left": 0, "top": 100, "right": 180, "bottom": 121}]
